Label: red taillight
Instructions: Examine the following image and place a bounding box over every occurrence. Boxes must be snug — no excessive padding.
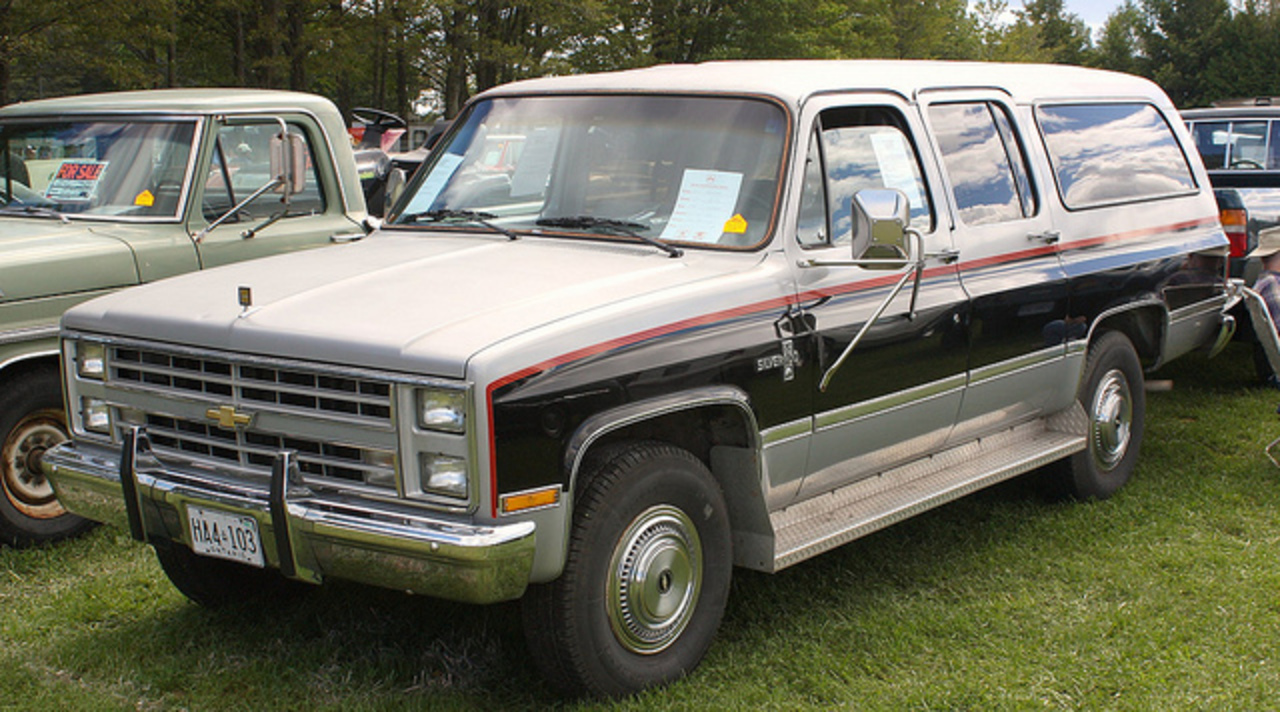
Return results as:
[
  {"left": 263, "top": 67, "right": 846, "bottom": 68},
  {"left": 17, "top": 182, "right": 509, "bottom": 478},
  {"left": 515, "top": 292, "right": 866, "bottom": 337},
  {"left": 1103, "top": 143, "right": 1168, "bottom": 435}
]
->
[{"left": 1221, "top": 207, "right": 1249, "bottom": 257}]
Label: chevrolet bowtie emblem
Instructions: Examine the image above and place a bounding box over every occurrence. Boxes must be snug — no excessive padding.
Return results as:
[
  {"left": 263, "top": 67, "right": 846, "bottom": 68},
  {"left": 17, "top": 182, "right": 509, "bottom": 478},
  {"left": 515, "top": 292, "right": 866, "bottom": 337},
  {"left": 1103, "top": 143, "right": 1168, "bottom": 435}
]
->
[{"left": 206, "top": 405, "right": 253, "bottom": 429}]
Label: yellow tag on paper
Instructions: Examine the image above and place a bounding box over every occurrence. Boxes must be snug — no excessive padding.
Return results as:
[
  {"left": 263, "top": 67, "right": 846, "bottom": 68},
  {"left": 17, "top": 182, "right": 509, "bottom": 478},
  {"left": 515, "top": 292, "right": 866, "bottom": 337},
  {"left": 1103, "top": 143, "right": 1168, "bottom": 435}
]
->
[
  {"left": 133, "top": 190, "right": 155, "bottom": 207},
  {"left": 723, "top": 214, "right": 748, "bottom": 234}
]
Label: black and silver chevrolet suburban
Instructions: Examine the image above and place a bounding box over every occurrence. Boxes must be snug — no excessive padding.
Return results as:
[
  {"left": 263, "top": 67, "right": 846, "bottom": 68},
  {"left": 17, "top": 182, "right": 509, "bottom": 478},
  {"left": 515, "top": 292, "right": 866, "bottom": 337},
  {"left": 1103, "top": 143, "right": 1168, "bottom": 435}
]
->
[{"left": 43, "top": 61, "right": 1231, "bottom": 696}]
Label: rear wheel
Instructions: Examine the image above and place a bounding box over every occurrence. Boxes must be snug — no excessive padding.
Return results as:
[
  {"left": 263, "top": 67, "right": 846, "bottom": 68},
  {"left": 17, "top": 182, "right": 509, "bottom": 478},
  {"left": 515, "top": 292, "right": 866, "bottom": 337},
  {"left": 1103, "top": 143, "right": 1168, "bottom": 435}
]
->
[
  {"left": 1046, "top": 331, "right": 1145, "bottom": 500},
  {"left": 0, "top": 368, "right": 94, "bottom": 547},
  {"left": 522, "top": 442, "right": 732, "bottom": 697}
]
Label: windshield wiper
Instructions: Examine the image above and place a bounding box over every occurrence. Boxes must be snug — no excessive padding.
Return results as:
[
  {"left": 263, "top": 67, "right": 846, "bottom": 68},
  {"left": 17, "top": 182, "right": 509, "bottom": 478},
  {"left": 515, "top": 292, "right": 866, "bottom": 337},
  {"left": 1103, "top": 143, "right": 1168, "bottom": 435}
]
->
[
  {"left": 401, "top": 208, "right": 518, "bottom": 240},
  {"left": 0, "top": 204, "right": 69, "bottom": 223},
  {"left": 535, "top": 216, "right": 683, "bottom": 258}
]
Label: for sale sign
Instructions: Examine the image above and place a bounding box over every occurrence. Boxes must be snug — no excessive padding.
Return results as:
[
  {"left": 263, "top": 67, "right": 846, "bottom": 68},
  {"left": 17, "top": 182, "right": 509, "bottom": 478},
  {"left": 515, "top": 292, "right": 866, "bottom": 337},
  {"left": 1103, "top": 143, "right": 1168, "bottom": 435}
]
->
[{"left": 45, "top": 160, "right": 109, "bottom": 202}]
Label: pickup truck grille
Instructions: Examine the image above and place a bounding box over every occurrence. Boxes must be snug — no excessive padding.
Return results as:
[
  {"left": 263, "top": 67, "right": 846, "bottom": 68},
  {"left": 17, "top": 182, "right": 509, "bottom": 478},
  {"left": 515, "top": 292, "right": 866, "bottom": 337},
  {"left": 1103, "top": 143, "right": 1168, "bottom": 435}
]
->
[
  {"left": 105, "top": 344, "right": 397, "bottom": 491},
  {"left": 111, "top": 346, "right": 392, "bottom": 425},
  {"left": 141, "top": 414, "right": 391, "bottom": 488}
]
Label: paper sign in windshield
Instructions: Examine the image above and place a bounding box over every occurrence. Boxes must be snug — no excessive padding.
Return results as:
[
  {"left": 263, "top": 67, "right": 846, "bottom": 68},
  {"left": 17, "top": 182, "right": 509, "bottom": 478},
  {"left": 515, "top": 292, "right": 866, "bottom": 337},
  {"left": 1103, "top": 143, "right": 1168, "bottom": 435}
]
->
[
  {"left": 660, "top": 169, "right": 743, "bottom": 244},
  {"left": 45, "top": 160, "right": 109, "bottom": 202},
  {"left": 402, "top": 153, "right": 464, "bottom": 215},
  {"left": 509, "top": 127, "right": 560, "bottom": 197}
]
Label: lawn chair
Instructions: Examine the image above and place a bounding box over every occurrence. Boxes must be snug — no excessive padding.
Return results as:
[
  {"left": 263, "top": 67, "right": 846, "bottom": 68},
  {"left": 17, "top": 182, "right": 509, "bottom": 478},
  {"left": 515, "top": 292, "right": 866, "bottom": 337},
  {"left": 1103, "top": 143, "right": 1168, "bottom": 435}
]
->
[{"left": 1241, "top": 286, "right": 1280, "bottom": 466}]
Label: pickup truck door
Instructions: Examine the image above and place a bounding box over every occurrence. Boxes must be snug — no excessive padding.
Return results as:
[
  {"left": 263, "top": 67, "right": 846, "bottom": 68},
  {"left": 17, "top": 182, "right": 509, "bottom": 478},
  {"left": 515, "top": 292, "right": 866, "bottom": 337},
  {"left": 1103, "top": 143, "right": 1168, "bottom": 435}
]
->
[
  {"left": 189, "top": 116, "right": 363, "bottom": 268},
  {"left": 786, "top": 95, "right": 969, "bottom": 502},
  {"left": 917, "top": 92, "right": 1071, "bottom": 445}
]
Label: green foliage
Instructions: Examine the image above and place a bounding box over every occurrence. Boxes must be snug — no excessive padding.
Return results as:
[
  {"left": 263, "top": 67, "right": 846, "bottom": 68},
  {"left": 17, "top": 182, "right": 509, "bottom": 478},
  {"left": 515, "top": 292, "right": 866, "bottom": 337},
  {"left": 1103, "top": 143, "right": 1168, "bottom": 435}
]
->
[
  {"left": 5, "top": 1, "right": 1280, "bottom": 119},
  {"left": 1093, "top": 1, "right": 1147, "bottom": 74}
]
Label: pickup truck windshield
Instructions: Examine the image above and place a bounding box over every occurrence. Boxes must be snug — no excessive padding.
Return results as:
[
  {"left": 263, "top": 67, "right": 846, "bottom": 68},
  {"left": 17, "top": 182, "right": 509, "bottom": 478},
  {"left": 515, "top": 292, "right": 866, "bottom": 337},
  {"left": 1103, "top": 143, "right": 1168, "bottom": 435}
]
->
[
  {"left": 0, "top": 119, "right": 197, "bottom": 220},
  {"left": 394, "top": 95, "right": 787, "bottom": 249}
]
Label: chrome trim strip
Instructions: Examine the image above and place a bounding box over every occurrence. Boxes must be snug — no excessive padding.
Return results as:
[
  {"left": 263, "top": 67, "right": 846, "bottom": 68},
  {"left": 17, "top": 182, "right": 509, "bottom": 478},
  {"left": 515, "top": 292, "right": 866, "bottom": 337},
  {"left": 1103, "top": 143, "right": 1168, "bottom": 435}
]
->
[
  {"left": 0, "top": 324, "right": 59, "bottom": 346},
  {"left": 814, "top": 374, "right": 967, "bottom": 432},
  {"left": 761, "top": 418, "right": 813, "bottom": 447},
  {"left": 563, "top": 385, "right": 760, "bottom": 490},
  {"left": 1083, "top": 298, "right": 1165, "bottom": 346},
  {"left": 966, "top": 345, "right": 1064, "bottom": 387}
]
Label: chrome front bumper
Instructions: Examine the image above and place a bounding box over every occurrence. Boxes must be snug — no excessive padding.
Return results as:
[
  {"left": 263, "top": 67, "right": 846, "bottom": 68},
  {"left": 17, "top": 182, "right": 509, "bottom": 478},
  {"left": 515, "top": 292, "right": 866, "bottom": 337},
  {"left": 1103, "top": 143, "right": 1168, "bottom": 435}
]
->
[{"left": 42, "top": 427, "right": 536, "bottom": 605}]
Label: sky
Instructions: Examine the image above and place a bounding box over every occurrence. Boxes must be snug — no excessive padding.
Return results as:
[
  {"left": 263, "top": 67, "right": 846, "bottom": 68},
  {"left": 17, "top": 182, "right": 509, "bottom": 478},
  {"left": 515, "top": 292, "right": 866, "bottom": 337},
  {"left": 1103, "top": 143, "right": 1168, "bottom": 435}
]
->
[
  {"left": 1065, "top": 0, "right": 1125, "bottom": 28},
  {"left": 980, "top": 1, "right": 1125, "bottom": 34}
]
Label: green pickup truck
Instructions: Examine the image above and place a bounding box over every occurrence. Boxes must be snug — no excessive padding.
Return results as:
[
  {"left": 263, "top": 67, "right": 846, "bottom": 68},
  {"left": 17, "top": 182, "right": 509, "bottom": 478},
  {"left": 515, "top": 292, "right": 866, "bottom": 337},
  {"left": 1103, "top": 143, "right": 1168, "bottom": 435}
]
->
[{"left": 0, "top": 89, "right": 372, "bottom": 546}]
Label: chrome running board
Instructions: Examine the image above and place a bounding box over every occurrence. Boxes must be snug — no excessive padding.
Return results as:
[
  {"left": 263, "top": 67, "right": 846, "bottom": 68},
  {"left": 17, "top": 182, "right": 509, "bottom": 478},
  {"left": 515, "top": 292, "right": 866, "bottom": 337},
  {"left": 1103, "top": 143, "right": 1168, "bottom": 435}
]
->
[{"left": 768, "top": 405, "right": 1088, "bottom": 572}]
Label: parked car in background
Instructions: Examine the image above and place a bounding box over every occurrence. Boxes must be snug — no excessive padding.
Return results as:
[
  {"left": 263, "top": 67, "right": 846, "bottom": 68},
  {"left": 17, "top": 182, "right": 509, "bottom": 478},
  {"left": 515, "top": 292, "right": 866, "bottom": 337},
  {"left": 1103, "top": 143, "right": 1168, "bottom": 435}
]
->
[
  {"left": 44, "top": 61, "right": 1230, "bottom": 697},
  {"left": 0, "top": 89, "right": 378, "bottom": 547},
  {"left": 1184, "top": 102, "right": 1280, "bottom": 378},
  {"left": 1184, "top": 103, "right": 1280, "bottom": 279}
]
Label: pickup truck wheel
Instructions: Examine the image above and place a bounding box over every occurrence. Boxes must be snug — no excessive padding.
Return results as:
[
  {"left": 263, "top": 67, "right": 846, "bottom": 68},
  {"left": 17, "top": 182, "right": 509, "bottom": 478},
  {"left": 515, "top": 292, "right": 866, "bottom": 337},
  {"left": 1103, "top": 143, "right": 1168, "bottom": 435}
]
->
[
  {"left": 152, "top": 539, "right": 308, "bottom": 608},
  {"left": 522, "top": 442, "right": 732, "bottom": 697},
  {"left": 0, "top": 368, "right": 94, "bottom": 547},
  {"left": 1048, "top": 331, "right": 1145, "bottom": 500}
]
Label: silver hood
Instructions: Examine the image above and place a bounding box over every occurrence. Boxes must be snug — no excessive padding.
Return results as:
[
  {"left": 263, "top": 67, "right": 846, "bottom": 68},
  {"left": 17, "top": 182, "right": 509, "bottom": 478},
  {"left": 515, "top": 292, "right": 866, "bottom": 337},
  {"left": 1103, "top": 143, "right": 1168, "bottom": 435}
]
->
[{"left": 62, "top": 230, "right": 762, "bottom": 379}]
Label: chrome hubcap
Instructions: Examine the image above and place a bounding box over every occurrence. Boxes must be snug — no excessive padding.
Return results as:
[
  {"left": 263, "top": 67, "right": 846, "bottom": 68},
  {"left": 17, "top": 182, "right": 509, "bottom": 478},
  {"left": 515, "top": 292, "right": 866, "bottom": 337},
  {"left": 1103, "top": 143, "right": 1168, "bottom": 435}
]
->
[
  {"left": 2, "top": 410, "right": 68, "bottom": 518},
  {"left": 607, "top": 504, "right": 702, "bottom": 654},
  {"left": 1089, "top": 368, "right": 1132, "bottom": 472}
]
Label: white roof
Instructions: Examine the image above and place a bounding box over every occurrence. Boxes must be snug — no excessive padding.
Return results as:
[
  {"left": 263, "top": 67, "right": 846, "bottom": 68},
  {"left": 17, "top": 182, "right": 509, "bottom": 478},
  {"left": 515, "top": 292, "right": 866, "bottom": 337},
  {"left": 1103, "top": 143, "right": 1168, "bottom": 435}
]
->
[{"left": 480, "top": 60, "right": 1170, "bottom": 109}]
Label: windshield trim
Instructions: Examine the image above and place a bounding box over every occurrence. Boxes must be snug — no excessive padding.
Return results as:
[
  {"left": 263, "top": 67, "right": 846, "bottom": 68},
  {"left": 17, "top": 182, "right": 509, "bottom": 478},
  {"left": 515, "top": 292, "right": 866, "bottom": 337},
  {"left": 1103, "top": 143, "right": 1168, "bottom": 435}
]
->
[
  {"left": 0, "top": 115, "right": 205, "bottom": 225},
  {"left": 390, "top": 91, "right": 793, "bottom": 253}
]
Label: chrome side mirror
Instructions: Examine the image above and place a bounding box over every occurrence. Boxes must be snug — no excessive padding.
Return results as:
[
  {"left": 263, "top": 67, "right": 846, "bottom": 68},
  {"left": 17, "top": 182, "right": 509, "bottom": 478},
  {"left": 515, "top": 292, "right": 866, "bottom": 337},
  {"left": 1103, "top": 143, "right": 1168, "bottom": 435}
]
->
[
  {"left": 850, "top": 188, "right": 911, "bottom": 268},
  {"left": 798, "top": 188, "right": 920, "bottom": 270}
]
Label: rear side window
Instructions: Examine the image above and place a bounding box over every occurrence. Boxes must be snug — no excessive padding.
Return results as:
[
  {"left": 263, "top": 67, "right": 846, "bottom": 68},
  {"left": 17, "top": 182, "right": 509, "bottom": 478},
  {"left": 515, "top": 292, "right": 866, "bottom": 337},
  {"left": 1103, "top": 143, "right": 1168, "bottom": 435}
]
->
[
  {"left": 1037, "top": 103, "right": 1195, "bottom": 209},
  {"left": 929, "top": 101, "right": 1036, "bottom": 226}
]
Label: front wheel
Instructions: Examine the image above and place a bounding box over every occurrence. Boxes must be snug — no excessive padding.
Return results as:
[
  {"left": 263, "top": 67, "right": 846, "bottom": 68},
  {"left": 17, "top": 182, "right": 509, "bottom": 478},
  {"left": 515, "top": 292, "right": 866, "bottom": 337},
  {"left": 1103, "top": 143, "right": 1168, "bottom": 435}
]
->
[
  {"left": 522, "top": 442, "right": 732, "bottom": 697},
  {"left": 0, "top": 367, "right": 94, "bottom": 547},
  {"left": 1046, "top": 331, "right": 1146, "bottom": 500}
]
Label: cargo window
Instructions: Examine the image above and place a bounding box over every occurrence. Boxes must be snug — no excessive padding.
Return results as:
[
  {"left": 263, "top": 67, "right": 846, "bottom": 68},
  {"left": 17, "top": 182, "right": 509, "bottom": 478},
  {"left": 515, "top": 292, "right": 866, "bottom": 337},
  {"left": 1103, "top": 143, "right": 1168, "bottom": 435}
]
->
[
  {"left": 929, "top": 101, "right": 1036, "bottom": 226},
  {"left": 1038, "top": 103, "right": 1195, "bottom": 209},
  {"left": 798, "top": 106, "right": 932, "bottom": 248}
]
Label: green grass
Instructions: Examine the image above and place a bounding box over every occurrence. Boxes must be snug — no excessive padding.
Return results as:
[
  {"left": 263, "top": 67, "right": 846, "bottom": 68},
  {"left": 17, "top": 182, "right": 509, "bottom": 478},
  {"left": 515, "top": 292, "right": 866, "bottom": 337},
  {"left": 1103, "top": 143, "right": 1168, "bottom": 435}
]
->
[{"left": 6, "top": 342, "right": 1280, "bottom": 710}]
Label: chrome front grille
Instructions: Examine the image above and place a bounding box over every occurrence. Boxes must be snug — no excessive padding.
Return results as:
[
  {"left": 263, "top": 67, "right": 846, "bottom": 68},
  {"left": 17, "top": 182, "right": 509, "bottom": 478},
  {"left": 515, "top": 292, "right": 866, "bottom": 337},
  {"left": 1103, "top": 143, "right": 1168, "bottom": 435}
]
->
[
  {"left": 111, "top": 346, "right": 392, "bottom": 425},
  {"left": 105, "top": 344, "right": 397, "bottom": 492},
  {"left": 140, "top": 414, "right": 394, "bottom": 489}
]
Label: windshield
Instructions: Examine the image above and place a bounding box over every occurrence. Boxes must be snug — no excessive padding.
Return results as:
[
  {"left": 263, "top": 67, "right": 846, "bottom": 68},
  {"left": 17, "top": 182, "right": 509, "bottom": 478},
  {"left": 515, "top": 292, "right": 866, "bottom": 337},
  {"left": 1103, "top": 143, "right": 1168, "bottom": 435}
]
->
[
  {"left": 393, "top": 94, "right": 788, "bottom": 249},
  {"left": 0, "top": 119, "right": 197, "bottom": 220}
]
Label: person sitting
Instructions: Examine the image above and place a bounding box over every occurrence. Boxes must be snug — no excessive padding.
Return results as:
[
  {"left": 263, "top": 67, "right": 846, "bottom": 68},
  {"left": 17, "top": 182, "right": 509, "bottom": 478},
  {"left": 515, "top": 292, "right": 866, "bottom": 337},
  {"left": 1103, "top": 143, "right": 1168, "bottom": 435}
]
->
[{"left": 1249, "top": 226, "right": 1280, "bottom": 385}]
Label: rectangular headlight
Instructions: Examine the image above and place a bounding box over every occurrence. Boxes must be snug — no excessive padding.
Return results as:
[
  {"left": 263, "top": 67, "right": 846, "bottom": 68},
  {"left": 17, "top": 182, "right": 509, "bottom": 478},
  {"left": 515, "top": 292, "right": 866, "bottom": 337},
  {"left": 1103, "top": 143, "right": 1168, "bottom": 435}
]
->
[
  {"left": 420, "top": 452, "right": 468, "bottom": 499},
  {"left": 416, "top": 388, "right": 466, "bottom": 433},
  {"left": 77, "top": 341, "right": 105, "bottom": 380},
  {"left": 81, "top": 398, "right": 110, "bottom": 434}
]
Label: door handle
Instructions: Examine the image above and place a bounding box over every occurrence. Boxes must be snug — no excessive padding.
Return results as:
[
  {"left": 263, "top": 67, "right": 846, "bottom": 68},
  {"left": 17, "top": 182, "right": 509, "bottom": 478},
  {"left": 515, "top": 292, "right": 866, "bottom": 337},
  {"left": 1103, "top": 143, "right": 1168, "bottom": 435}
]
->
[
  {"left": 927, "top": 248, "right": 960, "bottom": 264},
  {"left": 1027, "top": 230, "right": 1061, "bottom": 244}
]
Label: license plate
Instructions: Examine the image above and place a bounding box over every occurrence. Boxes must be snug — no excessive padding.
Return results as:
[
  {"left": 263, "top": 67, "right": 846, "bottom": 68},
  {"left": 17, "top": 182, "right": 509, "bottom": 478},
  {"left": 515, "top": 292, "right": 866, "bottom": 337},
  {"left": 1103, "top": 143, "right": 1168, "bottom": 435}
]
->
[{"left": 186, "top": 505, "right": 264, "bottom": 567}]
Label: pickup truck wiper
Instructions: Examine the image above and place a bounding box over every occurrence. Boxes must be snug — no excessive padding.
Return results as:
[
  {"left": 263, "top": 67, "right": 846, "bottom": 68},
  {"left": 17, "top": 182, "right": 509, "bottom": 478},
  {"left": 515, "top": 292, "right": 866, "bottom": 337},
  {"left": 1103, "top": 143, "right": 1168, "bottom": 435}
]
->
[
  {"left": 402, "top": 208, "right": 518, "bottom": 241},
  {"left": 0, "top": 204, "right": 69, "bottom": 223},
  {"left": 535, "top": 216, "right": 683, "bottom": 258}
]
